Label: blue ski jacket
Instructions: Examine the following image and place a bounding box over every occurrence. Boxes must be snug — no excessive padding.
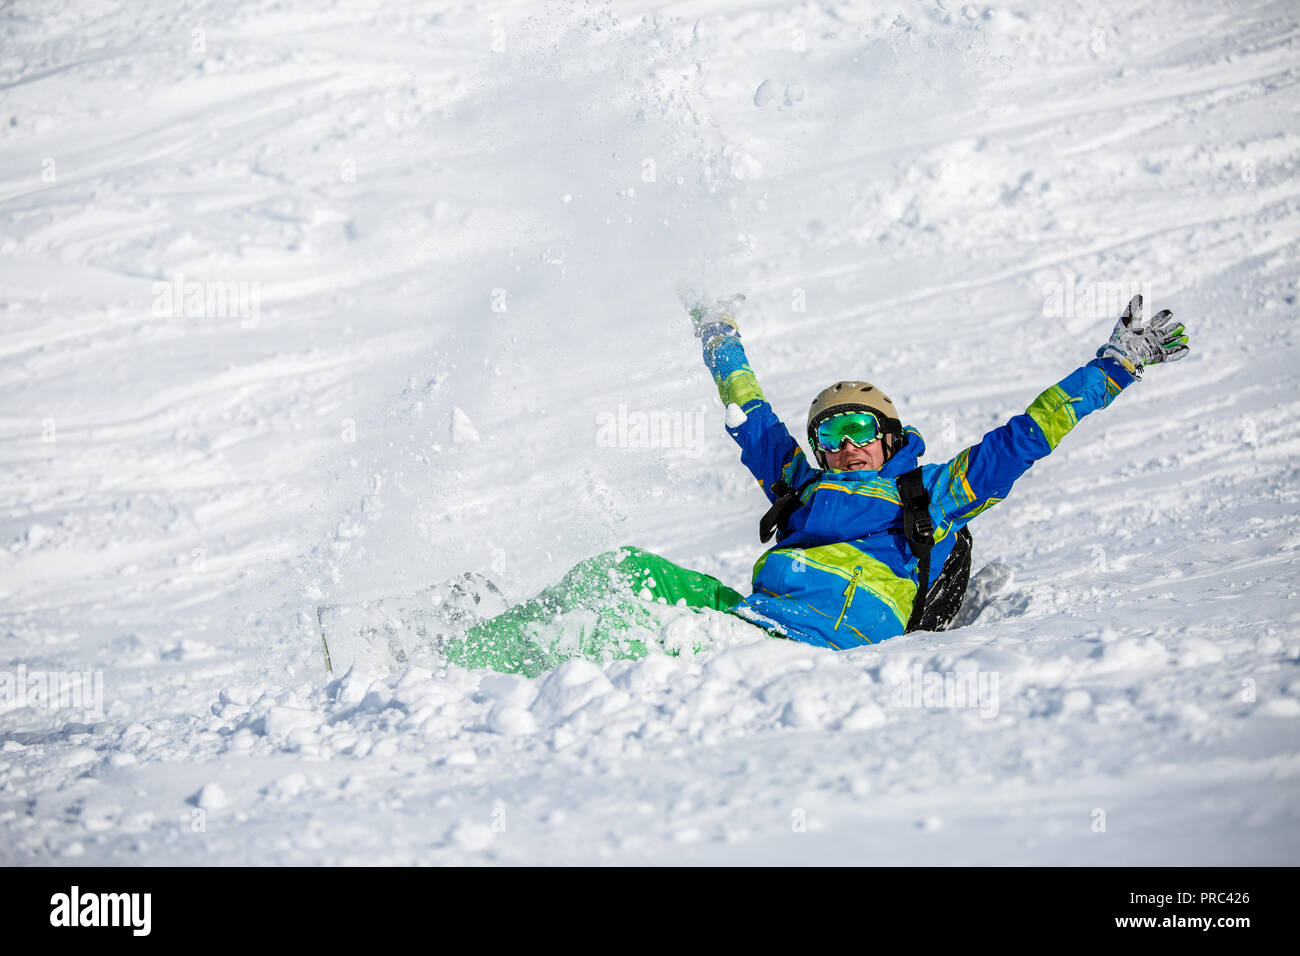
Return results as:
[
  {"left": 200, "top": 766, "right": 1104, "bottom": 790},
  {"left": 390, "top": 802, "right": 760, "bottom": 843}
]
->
[{"left": 701, "top": 329, "right": 1137, "bottom": 648}]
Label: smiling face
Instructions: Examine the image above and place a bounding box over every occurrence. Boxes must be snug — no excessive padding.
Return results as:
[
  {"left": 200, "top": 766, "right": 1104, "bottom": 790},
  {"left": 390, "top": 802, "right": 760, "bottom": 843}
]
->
[{"left": 824, "top": 435, "right": 888, "bottom": 472}]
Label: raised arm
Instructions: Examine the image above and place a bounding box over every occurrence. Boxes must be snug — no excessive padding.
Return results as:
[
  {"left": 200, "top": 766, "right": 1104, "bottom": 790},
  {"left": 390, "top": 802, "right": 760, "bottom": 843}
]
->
[
  {"left": 924, "top": 295, "right": 1190, "bottom": 536},
  {"left": 682, "top": 292, "right": 818, "bottom": 503}
]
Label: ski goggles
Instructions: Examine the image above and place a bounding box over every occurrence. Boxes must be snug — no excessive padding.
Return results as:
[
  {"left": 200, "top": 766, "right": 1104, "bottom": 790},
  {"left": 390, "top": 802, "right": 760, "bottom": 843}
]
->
[{"left": 814, "top": 411, "right": 883, "bottom": 452}]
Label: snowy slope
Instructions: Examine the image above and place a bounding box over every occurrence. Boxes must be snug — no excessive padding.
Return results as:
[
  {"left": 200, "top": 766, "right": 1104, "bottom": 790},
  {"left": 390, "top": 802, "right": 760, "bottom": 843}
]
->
[{"left": 1, "top": 0, "right": 1299, "bottom": 864}]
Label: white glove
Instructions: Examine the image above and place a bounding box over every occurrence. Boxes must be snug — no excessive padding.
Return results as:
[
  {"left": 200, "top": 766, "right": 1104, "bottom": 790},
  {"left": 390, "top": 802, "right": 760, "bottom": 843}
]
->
[
  {"left": 1097, "top": 294, "right": 1189, "bottom": 378},
  {"left": 676, "top": 284, "right": 744, "bottom": 344}
]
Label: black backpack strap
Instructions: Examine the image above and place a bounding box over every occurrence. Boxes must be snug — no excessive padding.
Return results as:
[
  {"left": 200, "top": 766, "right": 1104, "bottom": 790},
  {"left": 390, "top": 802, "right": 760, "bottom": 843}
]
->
[
  {"left": 914, "top": 525, "right": 973, "bottom": 632},
  {"left": 759, "top": 476, "right": 819, "bottom": 543},
  {"left": 896, "top": 467, "right": 935, "bottom": 632}
]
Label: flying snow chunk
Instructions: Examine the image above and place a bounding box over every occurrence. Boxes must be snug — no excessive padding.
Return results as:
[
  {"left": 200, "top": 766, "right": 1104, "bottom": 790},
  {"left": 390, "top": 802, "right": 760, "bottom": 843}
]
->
[
  {"left": 725, "top": 403, "right": 748, "bottom": 428},
  {"left": 451, "top": 407, "right": 480, "bottom": 444},
  {"left": 674, "top": 279, "right": 710, "bottom": 313},
  {"left": 754, "top": 79, "right": 777, "bottom": 106},
  {"left": 192, "top": 783, "right": 229, "bottom": 809}
]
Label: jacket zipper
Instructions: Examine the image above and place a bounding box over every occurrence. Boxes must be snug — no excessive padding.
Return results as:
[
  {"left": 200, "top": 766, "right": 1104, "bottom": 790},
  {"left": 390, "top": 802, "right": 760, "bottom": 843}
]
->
[{"left": 834, "top": 566, "right": 865, "bottom": 631}]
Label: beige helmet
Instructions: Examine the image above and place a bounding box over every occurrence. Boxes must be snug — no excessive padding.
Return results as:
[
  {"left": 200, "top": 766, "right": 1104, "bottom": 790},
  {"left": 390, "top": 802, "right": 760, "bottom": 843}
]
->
[{"left": 806, "top": 381, "right": 902, "bottom": 466}]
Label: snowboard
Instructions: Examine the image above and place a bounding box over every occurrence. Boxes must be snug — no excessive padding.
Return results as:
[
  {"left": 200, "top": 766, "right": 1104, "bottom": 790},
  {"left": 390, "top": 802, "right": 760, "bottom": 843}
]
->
[{"left": 317, "top": 572, "right": 509, "bottom": 674}]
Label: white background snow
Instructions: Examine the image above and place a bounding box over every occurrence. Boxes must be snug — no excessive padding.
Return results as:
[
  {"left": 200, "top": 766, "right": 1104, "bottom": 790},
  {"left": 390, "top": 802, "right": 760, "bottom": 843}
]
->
[{"left": 2, "top": 0, "right": 1298, "bottom": 864}]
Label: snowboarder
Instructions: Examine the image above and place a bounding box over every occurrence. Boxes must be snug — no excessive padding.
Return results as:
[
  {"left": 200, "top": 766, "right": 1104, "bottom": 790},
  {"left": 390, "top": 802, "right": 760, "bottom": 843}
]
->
[{"left": 430, "top": 291, "right": 1189, "bottom": 676}]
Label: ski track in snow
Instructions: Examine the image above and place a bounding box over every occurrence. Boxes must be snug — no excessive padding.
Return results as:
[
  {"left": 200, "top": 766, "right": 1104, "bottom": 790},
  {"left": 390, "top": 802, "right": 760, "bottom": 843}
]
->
[{"left": 1, "top": 0, "right": 1299, "bottom": 864}]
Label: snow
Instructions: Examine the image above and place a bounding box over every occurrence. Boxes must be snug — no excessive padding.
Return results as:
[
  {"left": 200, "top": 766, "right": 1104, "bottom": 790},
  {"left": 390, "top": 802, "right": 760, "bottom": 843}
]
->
[{"left": 2, "top": 0, "right": 1299, "bottom": 865}]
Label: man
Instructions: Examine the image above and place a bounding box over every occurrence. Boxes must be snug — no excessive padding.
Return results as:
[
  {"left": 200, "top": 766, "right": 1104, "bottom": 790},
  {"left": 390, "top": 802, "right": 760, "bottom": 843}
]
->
[{"left": 439, "top": 292, "right": 1189, "bottom": 675}]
